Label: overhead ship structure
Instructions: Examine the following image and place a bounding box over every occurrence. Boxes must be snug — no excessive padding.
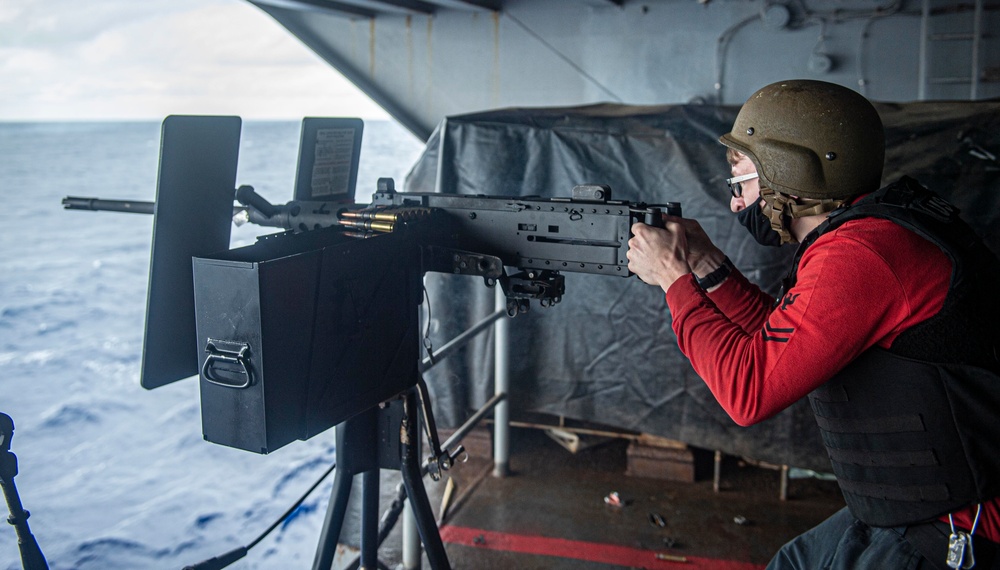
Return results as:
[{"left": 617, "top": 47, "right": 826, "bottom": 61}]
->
[{"left": 249, "top": 0, "right": 999, "bottom": 139}]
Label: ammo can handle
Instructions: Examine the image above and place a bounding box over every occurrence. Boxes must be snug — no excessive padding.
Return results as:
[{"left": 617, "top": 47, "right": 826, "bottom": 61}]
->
[{"left": 202, "top": 341, "right": 254, "bottom": 389}]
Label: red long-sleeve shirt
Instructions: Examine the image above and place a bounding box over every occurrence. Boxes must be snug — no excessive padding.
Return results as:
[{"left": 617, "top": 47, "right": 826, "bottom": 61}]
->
[{"left": 664, "top": 216, "right": 999, "bottom": 541}]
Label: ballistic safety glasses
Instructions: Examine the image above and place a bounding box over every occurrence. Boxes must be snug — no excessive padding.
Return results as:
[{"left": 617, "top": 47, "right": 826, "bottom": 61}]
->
[{"left": 725, "top": 172, "right": 759, "bottom": 198}]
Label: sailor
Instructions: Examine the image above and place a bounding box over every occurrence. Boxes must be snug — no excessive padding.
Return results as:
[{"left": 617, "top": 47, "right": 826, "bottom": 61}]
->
[{"left": 627, "top": 79, "right": 1000, "bottom": 569}]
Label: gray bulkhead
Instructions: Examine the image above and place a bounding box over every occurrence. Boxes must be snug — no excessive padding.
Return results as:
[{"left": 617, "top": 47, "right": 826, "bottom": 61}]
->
[{"left": 249, "top": 0, "right": 998, "bottom": 140}]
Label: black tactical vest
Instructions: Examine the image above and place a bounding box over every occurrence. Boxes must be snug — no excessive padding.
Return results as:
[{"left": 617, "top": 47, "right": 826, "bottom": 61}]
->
[{"left": 785, "top": 177, "right": 1000, "bottom": 527}]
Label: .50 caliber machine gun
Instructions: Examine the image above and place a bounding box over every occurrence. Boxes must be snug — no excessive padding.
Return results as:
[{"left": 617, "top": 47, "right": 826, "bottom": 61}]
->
[
  {"left": 235, "top": 176, "right": 679, "bottom": 315},
  {"left": 62, "top": 115, "right": 680, "bottom": 570},
  {"left": 62, "top": 115, "right": 680, "bottom": 452}
]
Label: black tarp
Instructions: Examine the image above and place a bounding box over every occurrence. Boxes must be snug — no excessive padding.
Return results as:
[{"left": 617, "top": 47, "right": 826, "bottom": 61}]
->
[{"left": 404, "top": 101, "right": 1000, "bottom": 472}]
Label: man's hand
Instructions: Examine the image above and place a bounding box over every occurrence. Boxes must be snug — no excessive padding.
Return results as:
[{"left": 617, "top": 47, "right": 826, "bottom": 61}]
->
[
  {"left": 673, "top": 217, "right": 726, "bottom": 279},
  {"left": 627, "top": 220, "right": 693, "bottom": 293}
]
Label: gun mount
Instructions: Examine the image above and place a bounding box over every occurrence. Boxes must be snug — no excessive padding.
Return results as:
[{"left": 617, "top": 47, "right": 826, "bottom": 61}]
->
[
  {"left": 61, "top": 115, "right": 682, "bottom": 569},
  {"left": 62, "top": 116, "right": 680, "bottom": 454}
]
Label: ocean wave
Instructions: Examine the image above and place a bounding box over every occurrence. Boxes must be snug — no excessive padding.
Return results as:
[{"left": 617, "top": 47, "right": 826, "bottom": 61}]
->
[
  {"left": 271, "top": 455, "right": 334, "bottom": 498},
  {"left": 0, "top": 301, "right": 73, "bottom": 320},
  {"left": 280, "top": 500, "right": 321, "bottom": 530},
  {"left": 193, "top": 512, "right": 224, "bottom": 530},
  {"left": 81, "top": 350, "right": 141, "bottom": 372},
  {"left": 0, "top": 288, "right": 90, "bottom": 330},
  {"left": 0, "top": 349, "right": 61, "bottom": 367},
  {"left": 175, "top": 432, "right": 211, "bottom": 451},
  {"left": 157, "top": 401, "right": 201, "bottom": 425},
  {"left": 66, "top": 536, "right": 199, "bottom": 570},
  {"left": 35, "top": 320, "right": 78, "bottom": 336},
  {"left": 38, "top": 404, "right": 101, "bottom": 428},
  {"left": 0, "top": 351, "right": 140, "bottom": 389},
  {"left": 38, "top": 400, "right": 135, "bottom": 429}
]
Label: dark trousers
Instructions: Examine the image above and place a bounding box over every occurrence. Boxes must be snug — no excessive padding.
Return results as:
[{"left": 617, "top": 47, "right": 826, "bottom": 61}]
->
[{"left": 766, "top": 507, "right": 999, "bottom": 570}]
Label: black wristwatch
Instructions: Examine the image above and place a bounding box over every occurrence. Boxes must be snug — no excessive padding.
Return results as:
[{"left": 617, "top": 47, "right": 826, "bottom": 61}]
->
[{"left": 695, "top": 256, "right": 734, "bottom": 290}]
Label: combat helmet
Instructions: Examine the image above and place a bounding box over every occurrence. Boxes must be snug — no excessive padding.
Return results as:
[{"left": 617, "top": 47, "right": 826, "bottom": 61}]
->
[{"left": 719, "top": 80, "right": 885, "bottom": 200}]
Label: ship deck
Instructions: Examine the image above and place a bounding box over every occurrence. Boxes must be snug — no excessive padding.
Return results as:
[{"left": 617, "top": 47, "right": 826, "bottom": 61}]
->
[{"left": 330, "top": 419, "right": 845, "bottom": 570}]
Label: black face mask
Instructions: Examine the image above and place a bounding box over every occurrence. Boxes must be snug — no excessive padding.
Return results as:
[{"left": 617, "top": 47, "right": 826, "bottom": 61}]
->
[{"left": 736, "top": 201, "right": 784, "bottom": 247}]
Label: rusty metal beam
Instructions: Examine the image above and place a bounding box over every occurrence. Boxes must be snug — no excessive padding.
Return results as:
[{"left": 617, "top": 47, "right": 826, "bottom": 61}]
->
[
  {"left": 332, "top": 0, "right": 436, "bottom": 15},
  {"left": 253, "top": 0, "right": 442, "bottom": 17},
  {"left": 419, "top": 0, "right": 501, "bottom": 11},
  {"left": 252, "top": 0, "right": 376, "bottom": 18},
  {"left": 250, "top": 0, "right": 378, "bottom": 18}
]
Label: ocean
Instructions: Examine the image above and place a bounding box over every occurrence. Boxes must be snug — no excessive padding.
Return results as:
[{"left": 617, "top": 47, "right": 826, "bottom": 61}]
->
[{"left": 0, "top": 119, "right": 425, "bottom": 569}]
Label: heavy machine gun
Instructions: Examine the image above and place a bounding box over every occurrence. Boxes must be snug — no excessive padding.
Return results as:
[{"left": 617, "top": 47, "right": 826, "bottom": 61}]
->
[
  {"left": 233, "top": 177, "right": 678, "bottom": 315},
  {"left": 62, "top": 116, "right": 681, "bottom": 453},
  {"left": 62, "top": 115, "right": 680, "bottom": 570}
]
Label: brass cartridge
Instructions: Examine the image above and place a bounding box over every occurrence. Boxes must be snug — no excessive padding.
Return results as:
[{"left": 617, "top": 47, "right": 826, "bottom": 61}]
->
[{"left": 338, "top": 218, "right": 395, "bottom": 233}]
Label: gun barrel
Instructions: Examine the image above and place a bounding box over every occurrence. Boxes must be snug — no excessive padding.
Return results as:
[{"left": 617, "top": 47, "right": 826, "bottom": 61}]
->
[{"left": 62, "top": 196, "right": 155, "bottom": 215}]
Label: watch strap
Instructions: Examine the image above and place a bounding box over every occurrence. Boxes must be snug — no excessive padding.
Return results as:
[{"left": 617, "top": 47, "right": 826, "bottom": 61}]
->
[{"left": 695, "top": 256, "right": 734, "bottom": 290}]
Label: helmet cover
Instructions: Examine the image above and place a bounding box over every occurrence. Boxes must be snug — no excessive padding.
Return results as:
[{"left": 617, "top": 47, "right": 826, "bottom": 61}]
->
[{"left": 719, "top": 80, "right": 885, "bottom": 200}]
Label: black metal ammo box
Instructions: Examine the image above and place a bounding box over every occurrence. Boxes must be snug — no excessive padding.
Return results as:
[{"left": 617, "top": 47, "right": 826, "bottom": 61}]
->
[{"left": 192, "top": 226, "right": 421, "bottom": 454}]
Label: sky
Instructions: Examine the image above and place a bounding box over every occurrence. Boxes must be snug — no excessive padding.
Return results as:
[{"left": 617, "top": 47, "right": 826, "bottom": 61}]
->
[{"left": 0, "top": 0, "right": 389, "bottom": 121}]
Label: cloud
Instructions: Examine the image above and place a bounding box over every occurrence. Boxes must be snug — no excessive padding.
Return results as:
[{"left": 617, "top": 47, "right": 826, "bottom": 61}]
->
[
  {"left": 0, "top": 0, "right": 388, "bottom": 120},
  {"left": 0, "top": 0, "right": 192, "bottom": 49}
]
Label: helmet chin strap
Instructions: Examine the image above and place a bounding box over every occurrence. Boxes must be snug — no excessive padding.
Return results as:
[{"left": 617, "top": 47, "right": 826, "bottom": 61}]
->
[{"left": 760, "top": 185, "right": 846, "bottom": 244}]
